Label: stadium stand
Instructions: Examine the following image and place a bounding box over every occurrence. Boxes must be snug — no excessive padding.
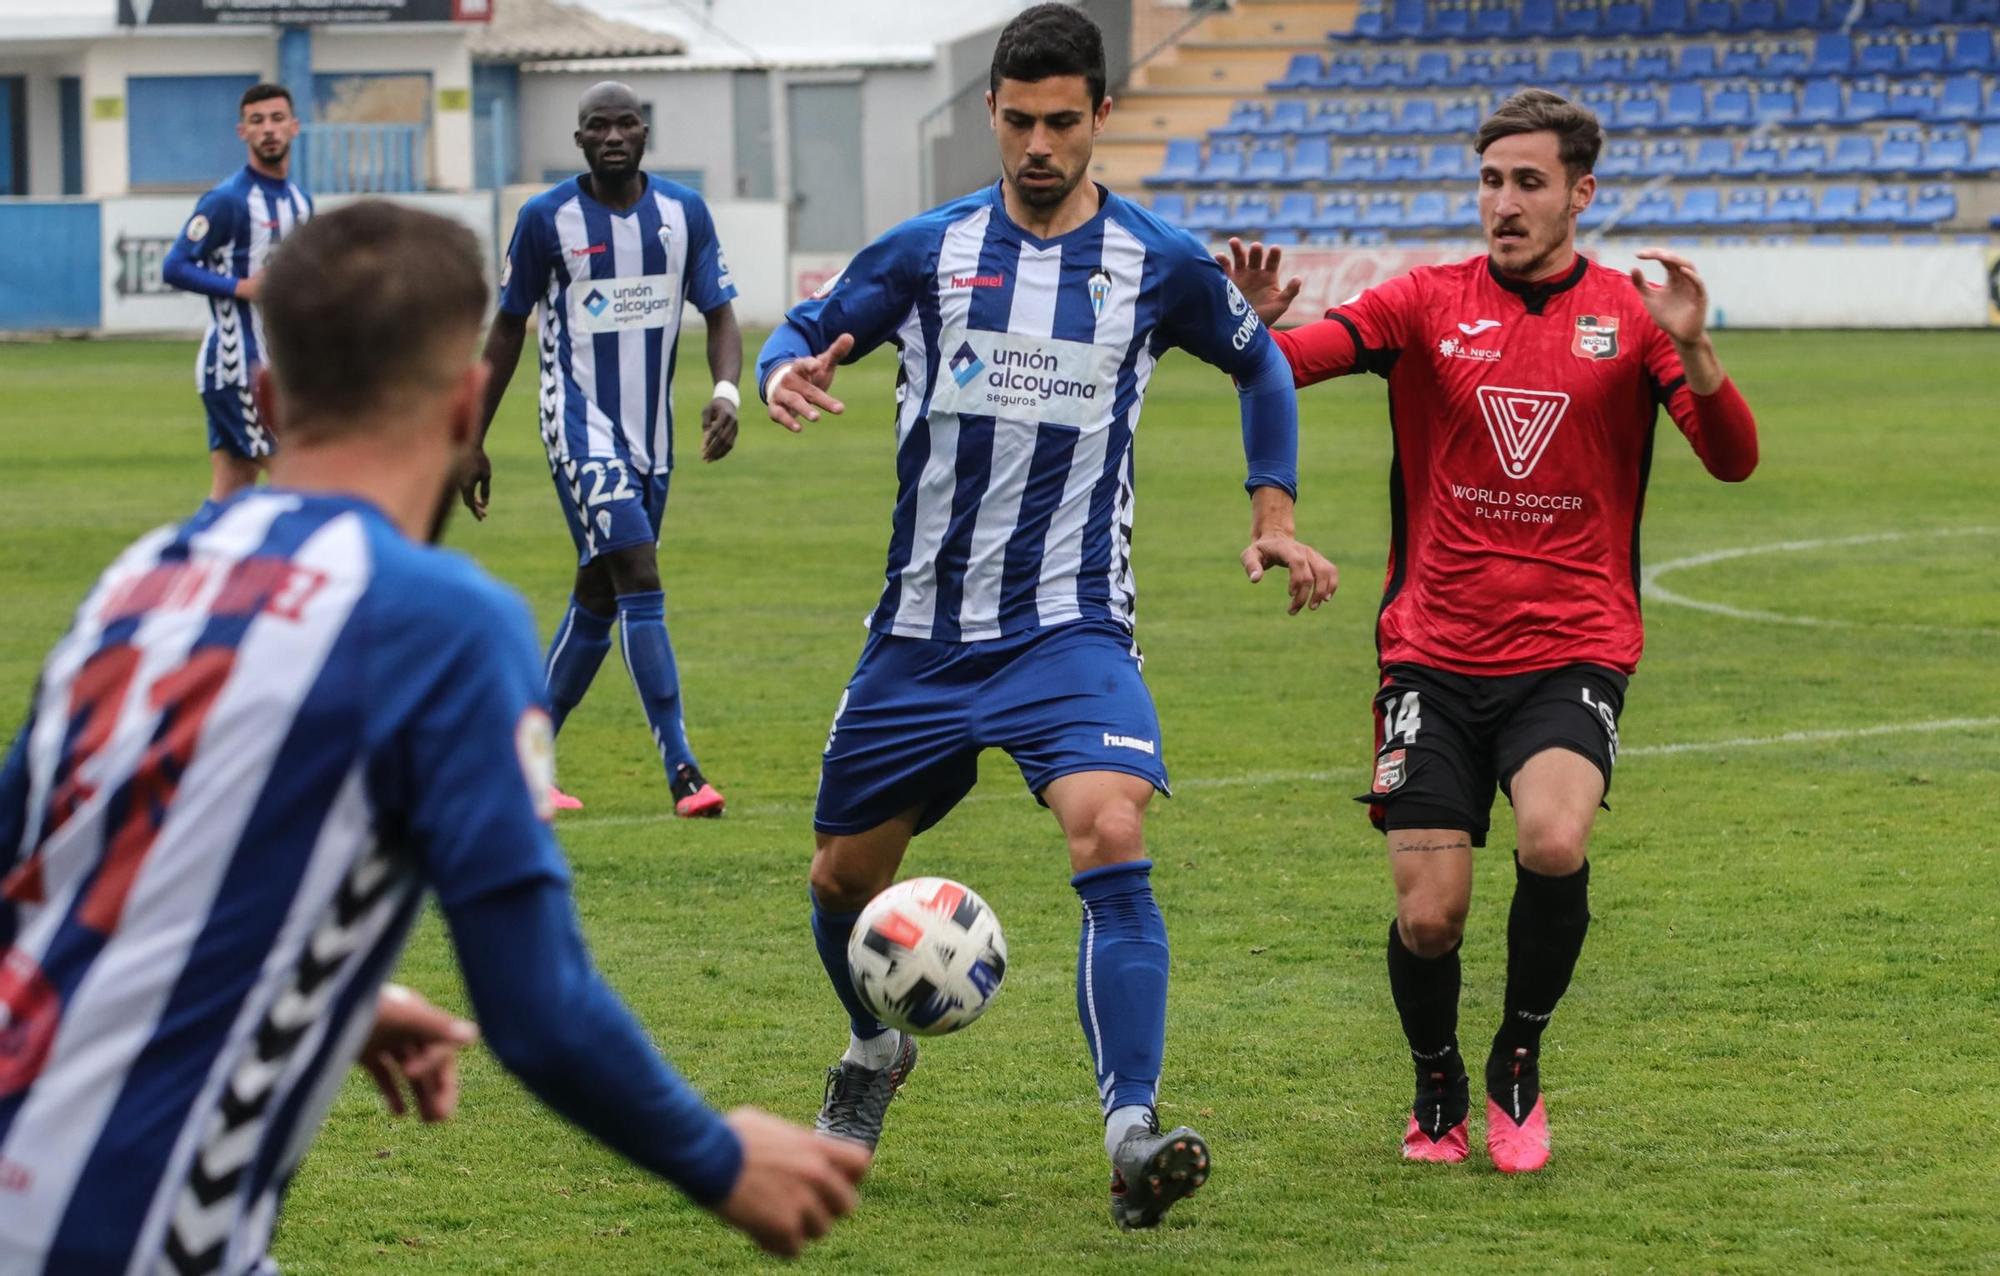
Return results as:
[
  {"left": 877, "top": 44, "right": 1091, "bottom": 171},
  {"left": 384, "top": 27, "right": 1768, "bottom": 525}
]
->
[{"left": 1096, "top": 0, "right": 2000, "bottom": 245}]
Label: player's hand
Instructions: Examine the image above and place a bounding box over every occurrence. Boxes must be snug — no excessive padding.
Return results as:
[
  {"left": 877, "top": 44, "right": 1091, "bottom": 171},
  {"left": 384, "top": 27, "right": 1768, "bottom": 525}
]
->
[
  {"left": 1214, "top": 237, "right": 1302, "bottom": 327},
  {"left": 234, "top": 273, "right": 264, "bottom": 304},
  {"left": 1242, "top": 534, "right": 1339, "bottom": 615},
  {"left": 701, "top": 398, "right": 738, "bottom": 462},
  {"left": 460, "top": 447, "right": 493, "bottom": 520},
  {"left": 766, "top": 333, "right": 854, "bottom": 433},
  {"left": 1628, "top": 248, "right": 1708, "bottom": 345},
  {"left": 713, "top": 1107, "right": 871, "bottom": 1258},
  {"left": 359, "top": 984, "right": 479, "bottom": 1123}
]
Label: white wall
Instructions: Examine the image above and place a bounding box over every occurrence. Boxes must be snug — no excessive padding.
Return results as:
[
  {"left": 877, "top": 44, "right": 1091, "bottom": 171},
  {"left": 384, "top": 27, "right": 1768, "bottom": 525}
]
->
[
  {"left": 857, "top": 65, "right": 941, "bottom": 236},
  {"left": 81, "top": 32, "right": 271, "bottom": 197},
  {"left": 519, "top": 69, "right": 739, "bottom": 193}
]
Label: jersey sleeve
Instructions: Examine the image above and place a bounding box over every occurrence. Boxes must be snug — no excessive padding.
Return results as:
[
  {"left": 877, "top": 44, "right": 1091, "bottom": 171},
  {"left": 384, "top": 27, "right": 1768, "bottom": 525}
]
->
[
  {"left": 1321, "top": 270, "right": 1424, "bottom": 377},
  {"left": 1640, "top": 317, "right": 1759, "bottom": 481},
  {"left": 498, "top": 204, "right": 555, "bottom": 319},
  {"left": 161, "top": 190, "right": 242, "bottom": 301},
  {"left": 1153, "top": 237, "right": 1270, "bottom": 379},
  {"left": 781, "top": 227, "right": 926, "bottom": 361},
  {"left": 681, "top": 195, "right": 738, "bottom": 315}
]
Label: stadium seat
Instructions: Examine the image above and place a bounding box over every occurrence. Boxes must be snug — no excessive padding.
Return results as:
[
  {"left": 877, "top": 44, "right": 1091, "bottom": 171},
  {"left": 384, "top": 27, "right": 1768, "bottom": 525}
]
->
[
  {"left": 1810, "top": 33, "right": 1852, "bottom": 76},
  {"left": 1720, "top": 42, "right": 1761, "bottom": 76},
  {"left": 1347, "top": 229, "right": 1390, "bottom": 247},
  {"left": 1146, "top": 139, "right": 1202, "bottom": 187},
  {"left": 1630, "top": 46, "right": 1673, "bottom": 80},
  {"left": 1382, "top": 145, "right": 1423, "bottom": 181},
  {"left": 1673, "top": 43, "right": 1717, "bottom": 80},
  {"left": 1433, "top": 2, "right": 1472, "bottom": 39},
  {"left": 1240, "top": 144, "right": 1288, "bottom": 185},
  {"left": 1324, "top": 52, "right": 1365, "bottom": 88},
  {"left": 1721, "top": 188, "right": 1766, "bottom": 224},
  {"left": 1558, "top": 0, "right": 1602, "bottom": 35},
  {"left": 1288, "top": 137, "right": 1333, "bottom": 182},
  {"left": 1360, "top": 193, "right": 1407, "bottom": 228},
  {"left": 1312, "top": 193, "right": 1359, "bottom": 230},
  {"left": 1878, "top": 128, "right": 1922, "bottom": 172},
  {"left": 1258, "top": 229, "right": 1303, "bottom": 247},
  {"left": 1854, "top": 38, "right": 1898, "bottom": 76},
  {"left": 1199, "top": 144, "right": 1245, "bottom": 184},
  {"left": 1753, "top": 84, "right": 1797, "bottom": 125},
  {"left": 1937, "top": 75, "right": 1984, "bottom": 123},
  {"left": 1497, "top": 50, "right": 1537, "bottom": 83},
  {"left": 1338, "top": 4, "right": 1384, "bottom": 41},
  {"left": 1825, "top": 133, "right": 1877, "bottom": 174},
  {"left": 1691, "top": 0, "right": 1732, "bottom": 29},
  {"left": 1764, "top": 42, "right": 1809, "bottom": 77},
  {"left": 1600, "top": 139, "right": 1645, "bottom": 177},
  {"left": 1856, "top": 0, "right": 1908, "bottom": 26},
  {"left": 1974, "top": 126, "right": 2000, "bottom": 173},
  {"left": 1271, "top": 54, "right": 1324, "bottom": 92},
  {"left": 1405, "top": 191, "right": 1450, "bottom": 229},
  {"left": 1738, "top": 0, "right": 1778, "bottom": 27},
  {"left": 1423, "top": 142, "right": 1472, "bottom": 178},
  {"left": 1270, "top": 192, "right": 1318, "bottom": 231},
  {"left": 1459, "top": 51, "right": 1496, "bottom": 83},
  {"left": 1842, "top": 80, "right": 1888, "bottom": 123},
  {"left": 1544, "top": 48, "right": 1585, "bottom": 82},
  {"left": 1577, "top": 188, "right": 1619, "bottom": 229},
  {"left": 1336, "top": 147, "right": 1381, "bottom": 182},
  {"left": 1353, "top": 100, "right": 1396, "bottom": 133},
  {"left": 1606, "top": 0, "right": 1647, "bottom": 32},
  {"left": 1910, "top": 183, "right": 1957, "bottom": 225},
  {"left": 1362, "top": 53, "right": 1410, "bottom": 89},
  {"left": 1765, "top": 186, "right": 1814, "bottom": 222},
  {"left": 1798, "top": 77, "right": 1843, "bottom": 123},
  {"left": 1390, "top": 0, "right": 1426, "bottom": 37},
  {"left": 1470, "top": 3, "right": 1513, "bottom": 37},
  {"left": 1586, "top": 50, "right": 1627, "bottom": 83},
  {"left": 1519, "top": 0, "right": 1558, "bottom": 36},
  {"left": 1664, "top": 83, "right": 1707, "bottom": 126},
  {"left": 1948, "top": 27, "right": 1993, "bottom": 73},
  {"left": 1258, "top": 100, "right": 1311, "bottom": 137},
  {"left": 1626, "top": 190, "right": 1677, "bottom": 227},
  {"left": 1887, "top": 82, "right": 1938, "bottom": 121},
  {"left": 1986, "top": 81, "right": 2000, "bottom": 123},
  {"left": 1860, "top": 185, "right": 1911, "bottom": 224},
  {"left": 1910, "top": 0, "right": 1952, "bottom": 22},
  {"left": 1396, "top": 99, "right": 1440, "bottom": 135},
  {"left": 1710, "top": 84, "right": 1753, "bottom": 126},
  {"left": 1916, "top": 128, "right": 1972, "bottom": 174},
  {"left": 1448, "top": 190, "right": 1479, "bottom": 230},
  {"left": 1150, "top": 193, "right": 1188, "bottom": 226},
  {"left": 1959, "top": 0, "right": 1997, "bottom": 19},
  {"left": 1185, "top": 193, "right": 1231, "bottom": 230},
  {"left": 1813, "top": 184, "right": 1862, "bottom": 224},
  {"left": 1779, "top": 0, "right": 1825, "bottom": 29},
  {"left": 1646, "top": 138, "right": 1690, "bottom": 175},
  {"left": 1439, "top": 98, "right": 1481, "bottom": 132},
  {"left": 1673, "top": 187, "right": 1722, "bottom": 226},
  {"left": 1738, "top": 137, "right": 1780, "bottom": 173},
  {"left": 1413, "top": 51, "right": 1454, "bottom": 87},
  {"left": 1230, "top": 194, "right": 1273, "bottom": 232},
  {"left": 1776, "top": 136, "right": 1827, "bottom": 173},
  {"left": 1647, "top": 0, "right": 1690, "bottom": 32},
  {"left": 1691, "top": 137, "right": 1738, "bottom": 175},
  {"left": 1213, "top": 104, "right": 1263, "bottom": 144},
  {"left": 1905, "top": 35, "right": 1947, "bottom": 75},
  {"left": 1580, "top": 87, "right": 1621, "bottom": 127}
]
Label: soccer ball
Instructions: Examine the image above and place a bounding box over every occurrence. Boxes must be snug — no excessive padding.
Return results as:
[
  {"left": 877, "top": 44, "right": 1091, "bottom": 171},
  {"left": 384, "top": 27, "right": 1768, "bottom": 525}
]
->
[{"left": 847, "top": 877, "right": 1008, "bottom": 1036}]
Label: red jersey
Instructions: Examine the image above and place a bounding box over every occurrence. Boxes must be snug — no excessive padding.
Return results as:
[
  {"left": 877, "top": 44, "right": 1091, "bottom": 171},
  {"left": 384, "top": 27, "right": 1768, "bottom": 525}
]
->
[{"left": 1277, "top": 254, "right": 1757, "bottom": 677}]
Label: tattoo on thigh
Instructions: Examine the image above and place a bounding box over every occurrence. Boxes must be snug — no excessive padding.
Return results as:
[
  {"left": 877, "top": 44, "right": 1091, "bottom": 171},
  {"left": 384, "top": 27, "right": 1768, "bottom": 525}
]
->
[{"left": 1393, "top": 837, "right": 1471, "bottom": 854}]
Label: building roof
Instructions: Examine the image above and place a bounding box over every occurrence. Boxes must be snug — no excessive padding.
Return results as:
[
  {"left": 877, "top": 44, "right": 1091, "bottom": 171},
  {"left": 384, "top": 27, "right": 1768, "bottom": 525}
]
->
[
  {"left": 473, "top": 0, "right": 684, "bottom": 62},
  {"left": 543, "top": 0, "right": 1034, "bottom": 72}
]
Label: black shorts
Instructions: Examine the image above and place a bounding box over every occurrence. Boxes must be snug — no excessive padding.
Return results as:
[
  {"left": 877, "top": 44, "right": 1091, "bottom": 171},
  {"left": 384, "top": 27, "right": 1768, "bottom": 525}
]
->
[{"left": 1354, "top": 662, "right": 1627, "bottom": 848}]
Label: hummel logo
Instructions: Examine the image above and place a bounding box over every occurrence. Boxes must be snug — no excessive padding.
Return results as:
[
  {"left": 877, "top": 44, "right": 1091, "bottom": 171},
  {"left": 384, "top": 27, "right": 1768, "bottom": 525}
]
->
[
  {"left": 1475, "top": 385, "right": 1570, "bottom": 480},
  {"left": 1102, "top": 733, "right": 1156, "bottom": 755},
  {"left": 1457, "top": 319, "right": 1501, "bottom": 337}
]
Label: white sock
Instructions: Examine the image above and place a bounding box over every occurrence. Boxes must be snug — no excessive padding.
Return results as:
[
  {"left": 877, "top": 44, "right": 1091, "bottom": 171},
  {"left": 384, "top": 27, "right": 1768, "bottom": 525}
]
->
[
  {"left": 1104, "top": 1104, "right": 1154, "bottom": 1159},
  {"left": 843, "top": 1029, "right": 902, "bottom": 1070}
]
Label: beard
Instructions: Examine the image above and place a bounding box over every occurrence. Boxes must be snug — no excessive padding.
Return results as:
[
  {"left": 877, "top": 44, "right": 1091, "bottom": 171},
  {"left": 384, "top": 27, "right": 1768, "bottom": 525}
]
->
[{"left": 1013, "top": 163, "right": 1081, "bottom": 209}]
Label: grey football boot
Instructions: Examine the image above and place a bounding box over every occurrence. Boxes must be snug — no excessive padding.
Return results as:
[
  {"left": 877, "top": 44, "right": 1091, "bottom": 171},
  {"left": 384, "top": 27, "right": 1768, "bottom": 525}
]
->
[
  {"left": 1109, "top": 1115, "right": 1211, "bottom": 1230},
  {"left": 814, "top": 1033, "right": 919, "bottom": 1150}
]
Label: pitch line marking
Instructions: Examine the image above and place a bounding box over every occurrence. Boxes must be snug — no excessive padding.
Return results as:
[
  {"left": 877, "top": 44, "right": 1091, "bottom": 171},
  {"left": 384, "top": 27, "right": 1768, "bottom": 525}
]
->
[
  {"left": 1640, "top": 527, "right": 1998, "bottom": 637},
  {"left": 564, "top": 715, "right": 2000, "bottom": 829}
]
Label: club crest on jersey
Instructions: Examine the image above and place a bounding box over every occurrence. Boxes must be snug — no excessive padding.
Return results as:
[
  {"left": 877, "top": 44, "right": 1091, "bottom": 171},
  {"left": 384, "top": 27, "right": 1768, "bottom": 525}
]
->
[
  {"left": 1573, "top": 314, "right": 1620, "bottom": 360},
  {"left": 1373, "top": 748, "right": 1407, "bottom": 793},
  {"left": 1087, "top": 268, "right": 1113, "bottom": 318},
  {"left": 517, "top": 708, "right": 557, "bottom": 822},
  {"left": 185, "top": 214, "right": 210, "bottom": 242},
  {"left": 1475, "top": 385, "right": 1571, "bottom": 479}
]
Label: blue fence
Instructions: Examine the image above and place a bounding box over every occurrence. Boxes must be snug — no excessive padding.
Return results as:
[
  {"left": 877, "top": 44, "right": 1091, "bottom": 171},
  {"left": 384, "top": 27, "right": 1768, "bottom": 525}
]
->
[
  {"left": 0, "top": 203, "right": 102, "bottom": 329},
  {"left": 297, "top": 123, "right": 426, "bottom": 195}
]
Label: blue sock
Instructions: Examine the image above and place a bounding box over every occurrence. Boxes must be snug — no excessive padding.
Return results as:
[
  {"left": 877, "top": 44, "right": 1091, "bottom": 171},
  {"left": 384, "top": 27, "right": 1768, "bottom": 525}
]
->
[
  {"left": 543, "top": 596, "right": 614, "bottom": 735},
  {"left": 1074, "top": 859, "right": 1169, "bottom": 1117},
  {"left": 811, "top": 890, "right": 890, "bottom": 1041},
  {"left": 615, "top": 590, "right": 696, "bottom": 776}
]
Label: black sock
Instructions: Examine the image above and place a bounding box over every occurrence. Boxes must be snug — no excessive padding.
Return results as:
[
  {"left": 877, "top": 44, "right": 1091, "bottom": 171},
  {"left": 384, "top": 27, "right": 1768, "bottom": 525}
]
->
[
  {"left": 1489, "top": 856, "right": 1591, "bottom": 1101},
  {"left": 1387, "top": 919, "right": 1467, "bottom": 1133}
]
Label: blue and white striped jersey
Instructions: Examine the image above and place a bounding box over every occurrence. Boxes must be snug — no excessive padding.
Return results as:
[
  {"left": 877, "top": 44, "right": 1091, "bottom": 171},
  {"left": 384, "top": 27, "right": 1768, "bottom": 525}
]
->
[
  {"left": 761, "top": 182, "right": 1274, "bottom": 643},
  {"left": 162, "top": 167, "right": 314, "bottom": 396},
  {"left": 0, "top": 492, "right": 565, "bottom": 1274},
  {"left": 500, "top": 175, "right": 737, "bottom": 475}
]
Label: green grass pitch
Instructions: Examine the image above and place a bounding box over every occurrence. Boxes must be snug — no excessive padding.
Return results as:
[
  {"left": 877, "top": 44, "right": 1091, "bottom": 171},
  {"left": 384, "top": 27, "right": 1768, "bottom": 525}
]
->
[{"left": 1, "top": 329, "right": 1996, "bottom": 1273}]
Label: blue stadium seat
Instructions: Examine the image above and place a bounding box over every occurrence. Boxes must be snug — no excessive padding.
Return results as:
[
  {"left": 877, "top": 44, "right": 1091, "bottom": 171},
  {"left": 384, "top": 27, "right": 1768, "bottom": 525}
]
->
[
  {"left": 1289, "top": 137, "right": 1333, "bottom": 182},
  {"left": 1459, "top": 51, "right": 1496, "bottom": 83},
  {"left": 1336, "top": 147, "right": 1381, "bottom": 182},
  {"left": 1362, "top": 53, "right": 1410, "bottom": 89},
  {"left": 1186, "top": 194, "right": 1231, "bottom": 231},
  {"left": 1558, "top": 0, "right": 1603, "bottom": 35},
  {"left": 1810, "top": 33, "right": 1851, "bottom": 76},
  {"left": 1856, "top": 0, "right": 1908, "bottom": 26},
  {"left": 1616, "top": 91, "right": 1664, "bottom": 129},
  {"left": 1424, "top": 142, "right": 1472, "bottom": 178},
  {"left": 1825, "top": 133, "right": 1877, "bottom": 173},
  {"left": 1905, "top": 34, "right": 1947, "bottom": 75},
  {"left": 1360, "top": 193, "right": 1407, "bottom": 228},
  {"left": 1891, "top": 81, "right": 1940, "bottom": 121},
  {"left": 1242, "top": 144, "right": 1288, "bottom": 185},
  {"left": 1325, "top": 52, "right": 1365, "bottom": 87},
  {"left": 1347, "top": 229, "right": 1390, "bottom": 247},
  {"left": 1799, "top": 77, "right": 1843, "bottom": 123},
  {"left": 1854, "top": 37, "right": 1898, "bottom": 76},
  {"left": 1630, "top": 46, "right": 1673, "bottom": 80},
  {"left": 1544, "top": 47, "right": 1585, "bottom": 81},
  {"left": 1146, "top": 139, "right": 1202, "bottom": 187},
  {"left": 1271, "top": 192, "right": 1318, "bottom": 231},
  {"left": 1413, "top": 51, "right": 1454, "bottom": 87},
  {"left": 1738, "top": 0, "right": 1778, "bottom": 28},
  {"left": 1813, "top": 184, "right": 1862, "bottom": 224},
  {"left": 1271, "top": 54, "right": 1323, "bottom": 92},
  {"left": 1777, "top": 136, "right": 1827, "bottom": 173},
  {"left": 1949, "top": 27, "right": 1993, "bottom": 73},
  {"left": 1433, "top": 2, "right": 1472, "bottom": 38},
  {"left": 1580, "top": 86, "right": 1621, "bottom": 126},
  {"left": 1738, "top": 137, "right": 1780, "bottom": 172},
  {"left": 1472, "top": 3, "right": 1515, "bottom": 37},
  {"left": 1764, "top": 42, "right": 1809, "bottom": 77},
  {"left": 1843, "top": 80, "right": 1888, "bottom": 123},
  {"left": 1587, "top": 50, "right": 1628, "bottom": 83},
  {"left": 1765, "top": 186, "right": 1814, "bottom": 222},
  {"left": 1353, "top": 100, "right": 1396, "bottom": 133},
  {"left": 1150, "top": 193, "right": 1188, "bottom": 226},
  {"left": 1258, "top": 100, "right": 1311, "bottom": 137},
  {"left": 1439, "top": 98, "right": 1482, "bottom": 132},
  {"left": 1917, "top": 128, "right": 1972, "bottom": 174},
  {"left": 1974, "top": 126, "right": 2000, "bottom": 173},
  {"left": 1878, "top": 128, "right": 1922, "bottom": 171},
  {"left": 1390, "top": 0, "right": 1426, "bottom": 37},
  {"left": 1910, "top": 184, "right": 1956, "bottom": 225},
  {"left": 1396, "top": 99, "right": 1441, "bottom": 135},
  {"left": 1720, "top": 41, "right": 1761, "bottom": 76},
  {"left": 1200, "top": 144, "right": 1245, "bottom": 184},
  {"left": 1673, "top": 188, "right": 1722, "bottom": 226},
  {"left": 1214, "top": 103, "right": 1265, "bottom": 143},
  {"left": 1648, "top": 0, "right": 1691, "bottom": 32},
  {"left": 1625, "top": 190, "right": 1676, "bottom": 227},
  {"left": 1497, "top": 50, "right": 1538, "bottom": 82},
  {"left": 1646, "top": 138, "right": 1690, "bottom": 175},
  {"left": 1956, "top": 0, "right": 1993, "bottom": 17},
  {"left": 1691, "top": 0, "right": 1732, "bottom": 29},
  {"left": 1231, "top": 194, "right": 1273, "bottom": 232},
  {"left": 1690, "top": 137, "right": 1738, "bottom": 175},
  {"left": 1578, "top": 188, "right": 1624, "bottom": 229},
  {"left": 1606, "top": 0, "right": 1648, "bottom": 32},
  {"left": 1406, "top": 191, "right": 1450, "bottom": 229},
  {"left": 1753, "top": 84, "right": 1797, "bottom": 125},
  {"left": 1519, "top": 0, "right": 1558, "bottom": 36},
  {"left": 1664, "top": 82, "right": 1707, "bottom": 126},
  {"left": 1710, "top": 84, "right": 1754, "bottom": 126},
  {"left": 1675, "top": 43, "right": 1718, "bottom": 79},
  {"left": 1341, "top": 7, "right": 1385, "bottom": 40},
  {"left": 1779, "top": 0, "right": 1825, "bottom": 29},
  {"left": 1312, "top": 193, "right": 1359, "bottom": 231},
  {"left": 1448, "top": 191, "right": 1479, "bottom": 230},
  {"left": 1382, "top": 145, "right": 1424, "bottom": 181},
  {"left": 1860, "top": 185, "right": 1910, "bottom": 224},
  {"left": 1910, "top": 0, "right": 1952, "bottom": 22},
  {"left": 1986, "top": 81, "right": 2000, "bottom": 122},
  {"left": 1721, "top": 188, "right": 1766, "bottom": 224},
  {"left": 1600, "top": 139, "right": 1645, "bottom": 177},
  {"left": 1258, "top": 229, "right": 1303, "bottom": 247}
]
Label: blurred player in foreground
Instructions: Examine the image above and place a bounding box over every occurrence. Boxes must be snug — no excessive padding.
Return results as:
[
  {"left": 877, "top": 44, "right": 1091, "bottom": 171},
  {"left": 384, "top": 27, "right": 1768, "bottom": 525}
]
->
[
  {"left": 1223, "top": 88, "right": 1759, "bottom": 1173},
  {"left": 0, "top": 202, "right": 864, "bottom": 1270},
  {"left": 756, "top": 3, "right": 1336, "bottom": 1230},
  {"left": 464, "top": 81, "right": 740, "bottom": 817},
  {"left": 161, "top": 82, "right": 313, "bottom": 514}
]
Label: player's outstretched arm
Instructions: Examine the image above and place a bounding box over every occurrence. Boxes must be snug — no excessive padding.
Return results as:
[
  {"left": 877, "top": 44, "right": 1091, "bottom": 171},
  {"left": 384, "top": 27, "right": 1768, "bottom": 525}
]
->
[
  {"left": 460, "top": 312, "right": 529, "bottom": 520},
  {"left": 443, "top": 877, "right": 868, "bottom": 1256},
  {"left": 1233, "top": 335, "right": 1337, "bottom": 614},
  {"left": 700, "top": 303, "right": 744, "bottom": 462},
  {"left": 1215, "top": 237, "right": 1303, "bottom": 327},
  {"left": 1243, "top": 486, "right": 1338, "bottom": 615},
  {"left": 758, "top": 329, "right": 854, "bottom": 433},
  {"left": 1631, "top": 249, "right": 1759, "bottom": 481}
]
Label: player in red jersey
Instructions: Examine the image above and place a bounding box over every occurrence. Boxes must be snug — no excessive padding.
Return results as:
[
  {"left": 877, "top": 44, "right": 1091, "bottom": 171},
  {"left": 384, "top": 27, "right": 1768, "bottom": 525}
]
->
[{"left": 1223, "top": 90, "right": 1759, "bottom": 1172}]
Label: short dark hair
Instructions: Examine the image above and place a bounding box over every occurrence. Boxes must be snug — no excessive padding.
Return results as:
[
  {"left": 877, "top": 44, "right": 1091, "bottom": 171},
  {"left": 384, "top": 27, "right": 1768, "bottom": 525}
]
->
[
  {"left": 240, "top": 83, "right": 294, "bottom": 115},
  {"left": 1474, "top": 89, "right": 1603, "bottom": 179},
  {"left": 990, "top": 3, "right": 1108, "bottom": 107},
  {"left": 261, "top": 202, "right": 488, "bottom": 430}
]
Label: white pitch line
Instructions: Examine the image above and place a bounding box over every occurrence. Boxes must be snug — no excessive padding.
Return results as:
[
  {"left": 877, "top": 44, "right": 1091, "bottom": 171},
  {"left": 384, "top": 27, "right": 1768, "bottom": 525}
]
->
[
  {"left": 1641, "top": 527, "right": 1999, "bottom": 637},
  {"left": 562, "top": 715, "right": 2000, "bottom": 830}
]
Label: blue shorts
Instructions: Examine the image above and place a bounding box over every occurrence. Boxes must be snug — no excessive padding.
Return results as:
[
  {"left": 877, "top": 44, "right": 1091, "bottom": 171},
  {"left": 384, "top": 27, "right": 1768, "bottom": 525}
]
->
[
  {"left": 550, "top": 456, "right": 670, "bottom": 566},
  {"left": 202, "top": 384, "right": 273, "bottom": 460},
  {"left": 814, "top": 619, "right": 1171, "bottom": 837}
]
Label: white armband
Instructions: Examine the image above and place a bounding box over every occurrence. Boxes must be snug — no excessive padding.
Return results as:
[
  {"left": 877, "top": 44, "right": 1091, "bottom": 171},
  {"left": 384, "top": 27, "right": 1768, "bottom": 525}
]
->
[
  {"left": 762, "top": 361, "right": 796, "bottom": 404},
  {"left": 710, "top": 380, "right": 740, "bottom": 409}
]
